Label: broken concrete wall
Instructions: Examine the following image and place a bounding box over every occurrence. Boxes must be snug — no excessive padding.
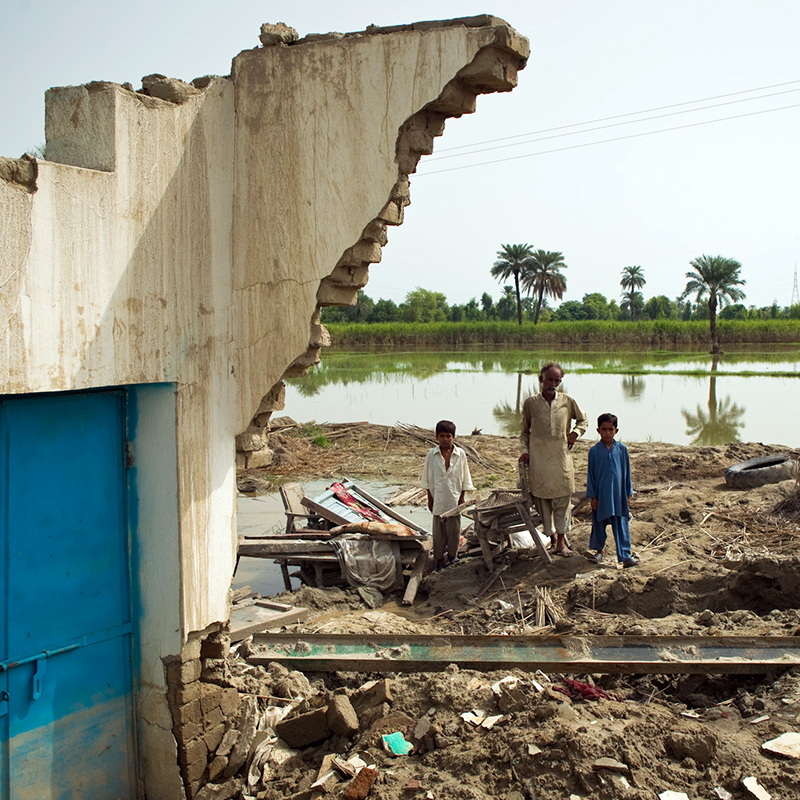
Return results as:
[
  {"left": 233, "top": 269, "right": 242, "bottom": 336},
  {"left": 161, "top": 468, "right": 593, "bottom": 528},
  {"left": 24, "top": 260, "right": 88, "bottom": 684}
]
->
[
  {"left": 232, "top": 17, "right": 529, "bottom": 466},
  {"left": 0, "top": 15, "right": 527, "bottom": 799}
]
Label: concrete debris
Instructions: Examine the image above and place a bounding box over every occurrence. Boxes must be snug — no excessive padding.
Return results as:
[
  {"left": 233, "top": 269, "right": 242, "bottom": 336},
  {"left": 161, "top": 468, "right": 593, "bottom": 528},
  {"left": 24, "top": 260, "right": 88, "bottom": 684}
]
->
[
  {"left": 193, "top": 778, "right": 243, "bottom": 799},
  {"left": 659, "top": 793, "right": 690, "bottom": 800},
  {"left": 327, "top": 694, "right": 360, "bottom": 737},
  {"left": 762, "top": 731, "right": 800, "bottom": 758},
  {"left": 742, "top": 776, "right": 772, "bottom": 799},
  {"left": 140, "top": 73, "right": 201, "bottom": 104},
  {"left": 274, "top": 705, "right": 330, "bottom": 747},
  {"left": 714, "top": 788, "right": 734, "bottom": 800},
  {"left": 0, "top": 155, "right": 36, "bottom": 190},
  {"left": 259, "top": 22, "right": 299, "bottom": 46},
  {"left": 592, "top": 757, "right": 629, "bottom": 772}
]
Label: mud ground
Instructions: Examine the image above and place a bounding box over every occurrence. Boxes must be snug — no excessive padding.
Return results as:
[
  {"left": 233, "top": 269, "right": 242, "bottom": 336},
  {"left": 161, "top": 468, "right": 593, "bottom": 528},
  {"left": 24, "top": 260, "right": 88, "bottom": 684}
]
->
[{"left": 233, "top": 424, "right": 800, "bottom": 800}]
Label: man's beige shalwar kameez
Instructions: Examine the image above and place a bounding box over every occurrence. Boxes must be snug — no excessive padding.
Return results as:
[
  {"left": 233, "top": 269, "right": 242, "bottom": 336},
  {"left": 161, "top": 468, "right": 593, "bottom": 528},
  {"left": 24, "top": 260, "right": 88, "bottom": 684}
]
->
[{"left": 520, "top": 392, "right": 588, "bottom": 536}]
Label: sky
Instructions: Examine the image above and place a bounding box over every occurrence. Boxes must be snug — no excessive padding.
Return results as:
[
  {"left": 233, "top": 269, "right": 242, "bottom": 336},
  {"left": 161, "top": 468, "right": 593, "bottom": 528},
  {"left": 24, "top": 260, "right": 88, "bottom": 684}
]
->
[{"left": 3, "top": 0, "right": 799, "bottom": 310}]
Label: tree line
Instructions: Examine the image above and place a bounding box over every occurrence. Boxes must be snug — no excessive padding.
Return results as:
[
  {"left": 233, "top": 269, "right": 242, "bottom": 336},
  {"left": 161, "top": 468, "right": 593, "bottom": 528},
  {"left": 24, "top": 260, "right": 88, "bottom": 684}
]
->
[{"left": 321, "top": 245, "right": 799, "bottom": 353}]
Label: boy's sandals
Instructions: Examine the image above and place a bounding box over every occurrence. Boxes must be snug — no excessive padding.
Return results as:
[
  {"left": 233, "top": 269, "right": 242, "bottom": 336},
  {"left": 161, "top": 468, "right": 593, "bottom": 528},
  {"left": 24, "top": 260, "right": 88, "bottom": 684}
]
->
[
  {"left": 621, "top": 556, "right": 640, "bottom": 568},
  {"left": 587, "top": 552, "right": 603, "bottom": 564}
]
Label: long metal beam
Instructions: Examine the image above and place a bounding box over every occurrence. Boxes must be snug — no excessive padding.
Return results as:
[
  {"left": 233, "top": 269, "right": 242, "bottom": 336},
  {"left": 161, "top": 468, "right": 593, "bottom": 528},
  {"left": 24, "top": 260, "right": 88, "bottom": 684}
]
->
[{"left": 249, "top": 633, "right": 800, "bottom": 675}]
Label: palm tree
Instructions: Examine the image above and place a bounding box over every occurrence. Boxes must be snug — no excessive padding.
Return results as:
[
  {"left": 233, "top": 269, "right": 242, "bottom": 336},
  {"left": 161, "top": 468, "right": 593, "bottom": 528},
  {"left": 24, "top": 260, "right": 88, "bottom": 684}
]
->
[
  {"left": 620, "top": 266, "right": 646, "bottom": 321},
  {"left": 521, "top": 250, "right": 567, "bottom": 324},
  {"left": 681, "top": 255, "right": 746, "bottom": 354},
  {"left": 491, "top": 243, "right": 534, "bottom": 326}
]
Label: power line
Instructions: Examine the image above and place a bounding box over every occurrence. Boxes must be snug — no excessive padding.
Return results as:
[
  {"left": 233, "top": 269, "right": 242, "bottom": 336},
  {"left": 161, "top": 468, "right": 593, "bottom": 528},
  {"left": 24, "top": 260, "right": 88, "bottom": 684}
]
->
[
  {"left": 419, "top": 102, "right": 800, "bottom": 176},
  {"left": 428, "top": 87, "right": 800, "bottom": 163},
  {"left": 436, "top": 79, "right": 800, "bottom": 153}
]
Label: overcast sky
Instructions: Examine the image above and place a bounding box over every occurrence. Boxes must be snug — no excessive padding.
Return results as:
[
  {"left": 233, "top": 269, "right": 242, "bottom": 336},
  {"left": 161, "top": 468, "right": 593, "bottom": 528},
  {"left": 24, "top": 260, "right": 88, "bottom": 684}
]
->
[{"left": 4, "top": 1, "right": 798, "bottom": 310}]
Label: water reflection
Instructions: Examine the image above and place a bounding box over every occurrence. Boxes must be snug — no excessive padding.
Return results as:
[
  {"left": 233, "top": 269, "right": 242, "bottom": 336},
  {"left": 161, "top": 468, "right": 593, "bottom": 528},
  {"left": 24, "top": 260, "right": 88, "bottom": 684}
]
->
[
  {"left": 621, "top": 375, "right": 645, "bottom": 400},
  {"left": 284, "top": 345, "right": 798, "bottom": 446},
  {"left": 681, "top": 358, "right": 746, "bottom": 445},
  {"left": 492, "top": 373, "right": 539, "bottom": 436}
]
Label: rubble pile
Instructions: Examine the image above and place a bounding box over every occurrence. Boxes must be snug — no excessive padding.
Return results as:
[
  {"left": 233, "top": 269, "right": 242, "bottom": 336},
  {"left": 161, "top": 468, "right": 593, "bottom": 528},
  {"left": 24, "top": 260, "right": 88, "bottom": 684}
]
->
[{"left": 192, "top": 644, "right": 800, "bottom": 800}]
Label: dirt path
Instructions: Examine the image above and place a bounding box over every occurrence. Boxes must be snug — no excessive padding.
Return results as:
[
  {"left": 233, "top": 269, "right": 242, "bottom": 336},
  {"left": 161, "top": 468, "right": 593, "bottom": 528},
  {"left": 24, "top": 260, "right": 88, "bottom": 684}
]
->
[{"left": 232, "top": 424, "right": 800, "bottom": 800}]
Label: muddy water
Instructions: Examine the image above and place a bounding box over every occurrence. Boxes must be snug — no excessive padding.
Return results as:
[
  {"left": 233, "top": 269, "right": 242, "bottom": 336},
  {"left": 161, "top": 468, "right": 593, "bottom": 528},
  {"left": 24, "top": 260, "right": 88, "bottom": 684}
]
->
[
  {"left": 233, "top": 481, "right": 430, "bottom": 597},
  {"left": 284, "top": 344, "right": 800, "bottom": 446}
]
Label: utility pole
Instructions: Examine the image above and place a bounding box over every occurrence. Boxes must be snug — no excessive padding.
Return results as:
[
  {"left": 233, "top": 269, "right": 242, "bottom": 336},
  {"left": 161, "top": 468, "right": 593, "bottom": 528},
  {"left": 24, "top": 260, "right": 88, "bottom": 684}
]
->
[{"left": 792, "top": 263, "right": 799, "bottom": 308}]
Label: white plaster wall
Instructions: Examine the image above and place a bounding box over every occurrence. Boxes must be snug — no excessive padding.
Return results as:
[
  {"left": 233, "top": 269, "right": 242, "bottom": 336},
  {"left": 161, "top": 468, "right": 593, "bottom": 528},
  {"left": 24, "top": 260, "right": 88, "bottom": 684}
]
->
[
  {"left": 0, "top": 17, "right": 528, "bottom": 796},
  {"left": 232, "top": 24, "right": 525, "bottom": 429},
  {"left": 128, "top": 383, "right": 185, "bottom": 800}
]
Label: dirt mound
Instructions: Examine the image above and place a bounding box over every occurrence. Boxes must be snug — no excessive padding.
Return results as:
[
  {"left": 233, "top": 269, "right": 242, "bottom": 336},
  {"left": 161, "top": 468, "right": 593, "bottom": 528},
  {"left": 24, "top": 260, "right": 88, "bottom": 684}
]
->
[{"left": 229, "top": 427, "right": 800, "bottom": 799}]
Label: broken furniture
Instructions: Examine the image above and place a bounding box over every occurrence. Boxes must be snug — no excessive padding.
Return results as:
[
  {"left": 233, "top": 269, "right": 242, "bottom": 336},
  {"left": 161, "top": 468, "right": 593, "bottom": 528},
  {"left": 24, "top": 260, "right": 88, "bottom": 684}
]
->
[
  {"left": 237, "top": 480, "right": 431, "bottom": 605},
  {"left": 464, "top": 465, "right": 593, "bottom": 570}
]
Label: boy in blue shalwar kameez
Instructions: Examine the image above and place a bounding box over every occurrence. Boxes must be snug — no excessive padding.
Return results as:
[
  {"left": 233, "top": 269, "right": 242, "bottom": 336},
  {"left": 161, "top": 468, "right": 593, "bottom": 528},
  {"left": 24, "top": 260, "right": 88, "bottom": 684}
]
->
[{"left": 586, "top": 413, "right": 639, "bottom": 568}]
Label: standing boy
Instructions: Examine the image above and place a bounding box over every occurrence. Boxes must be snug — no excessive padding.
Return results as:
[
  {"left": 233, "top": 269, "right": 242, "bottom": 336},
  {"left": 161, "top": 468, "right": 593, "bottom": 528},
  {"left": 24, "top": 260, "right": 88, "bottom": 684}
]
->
[
  {"left": 420, "top": 420, "right": 474, "bottom": 570},
  {"left": 586, "top": 413, "right": 638, "bottom": 568}
]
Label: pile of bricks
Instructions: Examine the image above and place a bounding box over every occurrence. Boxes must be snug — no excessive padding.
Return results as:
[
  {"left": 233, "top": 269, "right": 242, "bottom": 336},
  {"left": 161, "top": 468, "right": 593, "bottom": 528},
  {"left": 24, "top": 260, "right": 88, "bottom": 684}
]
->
[{"left": 165, "top": 628, "right": 247, "bottom": 799}]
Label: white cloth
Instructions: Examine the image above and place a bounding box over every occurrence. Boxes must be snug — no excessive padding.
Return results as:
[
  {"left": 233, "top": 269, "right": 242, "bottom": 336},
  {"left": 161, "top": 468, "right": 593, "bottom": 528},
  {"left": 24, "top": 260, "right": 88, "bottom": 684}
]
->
[
  {"left": 420, "top": 444, "right": 474, "bottom": 516},
  {"left": 331, "top": 536, "right": 397, "bottom": 590}
]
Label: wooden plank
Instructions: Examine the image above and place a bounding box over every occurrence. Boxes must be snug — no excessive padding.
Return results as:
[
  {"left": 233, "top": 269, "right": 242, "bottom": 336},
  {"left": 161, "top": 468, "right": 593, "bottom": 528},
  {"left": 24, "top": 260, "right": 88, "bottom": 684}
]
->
[
  {"left": 401, "top": 540, "right": 431, "bottom": 606},
  {"left": 438, "top": 499, "right": 475, "bottom": 519},
  {"left": 239, "top": 540, "right": 336, "bottom": 556},
  {"left": 475, "top": 564, "right": 507, "bottom": 597},
  {"left": 391, "top": 541, "right": 403, "bottom": 590},
  {"left": 476, "top": 523, "right": 496, "bottom": 570}
]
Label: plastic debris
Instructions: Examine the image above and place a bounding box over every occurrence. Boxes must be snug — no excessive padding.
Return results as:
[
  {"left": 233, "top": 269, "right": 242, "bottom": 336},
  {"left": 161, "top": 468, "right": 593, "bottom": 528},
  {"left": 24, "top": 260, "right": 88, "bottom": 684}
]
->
[
  {"left": 762, "top": 731, "right": 800, "bottom": 758},
  {"left": 460, "top": 710, "right": 485, "bottom": 726},
  {"left": 742, "top": 776, "right": 771, "bottom": 799},
  {"left": 491, "top": 676, "right": 519, "bottom": 694},
  {"left": 527, "top": 744, "right": 542, "bottom": 756},
  {"left": 749, "top": 714, "right": 770, "bottom": 724},
  {"left": 659, "top": 792, "right": 689, "bottom": 800},
  {"left": 714, "top": 788, "right": 733, "bottom": 800},
  {"left": 382, "top": 731, "right": 414, "bottom": 756},
  {"left": 460, "top": 709, "right": 503, "bottom": 729}
]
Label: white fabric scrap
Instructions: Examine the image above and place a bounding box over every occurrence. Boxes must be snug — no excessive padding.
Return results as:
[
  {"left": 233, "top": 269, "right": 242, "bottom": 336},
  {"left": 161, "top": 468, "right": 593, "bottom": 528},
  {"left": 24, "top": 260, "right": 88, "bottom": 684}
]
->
[{"left": 331, "top": 535, "right": 397, "bottom": 590}]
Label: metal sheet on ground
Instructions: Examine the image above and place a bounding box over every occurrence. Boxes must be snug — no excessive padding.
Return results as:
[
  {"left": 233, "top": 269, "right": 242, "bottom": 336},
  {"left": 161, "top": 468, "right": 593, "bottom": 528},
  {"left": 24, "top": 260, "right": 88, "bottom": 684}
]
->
[{"left": 249, "top": 633, "right": 800, "bottom": 675}]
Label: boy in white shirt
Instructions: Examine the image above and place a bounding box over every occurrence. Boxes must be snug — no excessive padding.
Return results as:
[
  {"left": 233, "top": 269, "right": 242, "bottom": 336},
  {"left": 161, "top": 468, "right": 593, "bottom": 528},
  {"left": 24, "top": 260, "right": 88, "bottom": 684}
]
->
[{"left": 420, "top": 420, "right": 474, "bottom": 570}]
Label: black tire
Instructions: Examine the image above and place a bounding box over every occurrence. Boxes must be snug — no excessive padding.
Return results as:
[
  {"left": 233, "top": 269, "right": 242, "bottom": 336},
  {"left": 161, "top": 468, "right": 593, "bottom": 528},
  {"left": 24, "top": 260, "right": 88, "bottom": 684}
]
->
[{"left": 724, "top": 454, "right": 797, "bottom": 489}]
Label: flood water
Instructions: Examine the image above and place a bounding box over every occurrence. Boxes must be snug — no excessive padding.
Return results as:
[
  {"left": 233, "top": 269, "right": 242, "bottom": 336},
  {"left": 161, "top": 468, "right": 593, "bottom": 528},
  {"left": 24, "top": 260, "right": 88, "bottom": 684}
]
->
[{"left": 284, "top": 344, "right": 800, "bottom": 447}]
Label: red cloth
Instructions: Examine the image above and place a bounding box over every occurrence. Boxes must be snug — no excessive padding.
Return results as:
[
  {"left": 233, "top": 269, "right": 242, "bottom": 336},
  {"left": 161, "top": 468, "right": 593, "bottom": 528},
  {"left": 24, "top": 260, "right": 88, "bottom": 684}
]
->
[
  {"left": 330, "top": 482, "right": 386, "bottom": 523},
  {"left": 553, "top": 678, "right": 617, "bottom": 701}
]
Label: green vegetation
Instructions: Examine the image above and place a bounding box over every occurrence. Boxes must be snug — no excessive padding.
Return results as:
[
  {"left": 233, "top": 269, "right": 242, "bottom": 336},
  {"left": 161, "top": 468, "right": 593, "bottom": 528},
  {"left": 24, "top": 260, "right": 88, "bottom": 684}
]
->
[
  {"left": 323, "top": 318, "right": 800, "bottom": 347},
  {"left": 320, "top": 250, "right": 800, "bottom": 342}
]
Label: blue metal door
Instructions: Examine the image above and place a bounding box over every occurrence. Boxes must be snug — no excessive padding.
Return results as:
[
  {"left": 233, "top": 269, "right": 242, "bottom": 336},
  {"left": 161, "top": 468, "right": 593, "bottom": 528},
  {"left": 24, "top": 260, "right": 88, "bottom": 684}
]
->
[{"left": 0, "top": 391, "right": 135, "bottom": 800}]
